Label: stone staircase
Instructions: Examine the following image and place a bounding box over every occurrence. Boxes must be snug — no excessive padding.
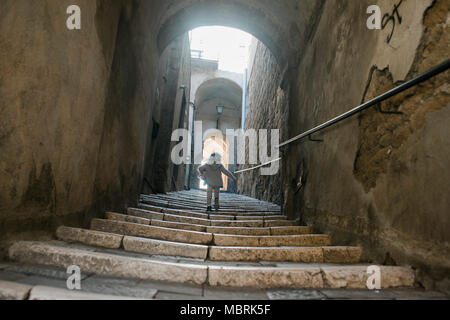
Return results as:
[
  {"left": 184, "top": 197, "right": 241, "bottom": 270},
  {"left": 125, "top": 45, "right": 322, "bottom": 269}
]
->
[{"left": 7, "top": 190, "right": 415, "bottom": 290}]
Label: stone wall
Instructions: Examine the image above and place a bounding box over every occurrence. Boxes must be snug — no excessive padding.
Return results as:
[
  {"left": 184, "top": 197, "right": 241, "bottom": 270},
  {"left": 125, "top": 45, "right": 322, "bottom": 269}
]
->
[
  {"left": 143, "top": 34, "right": 191, "bottom": 194},
  {"left": 283, "top": 0, "right": 449, "bottom": 292},
  {"left": 0, "top": 1, "right": 189, "bottom": 247},
  {"left": 0, "top": 0, "right": 125, "bottom": 241},
  {"left": 237, "top": 39, "right": 289, "bottom": 205}
]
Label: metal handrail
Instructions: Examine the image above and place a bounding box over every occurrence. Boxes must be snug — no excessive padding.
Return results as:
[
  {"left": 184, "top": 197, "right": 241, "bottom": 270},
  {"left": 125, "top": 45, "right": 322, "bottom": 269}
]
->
[
  {"left": 234, "top": 158, "right": 282, "bottom": 174},
  {"left": 235, "top": 59, "right": 449, "bottom": 174},
  {"left": 277, "top": 59, "right": 450, "bottom": 148}
]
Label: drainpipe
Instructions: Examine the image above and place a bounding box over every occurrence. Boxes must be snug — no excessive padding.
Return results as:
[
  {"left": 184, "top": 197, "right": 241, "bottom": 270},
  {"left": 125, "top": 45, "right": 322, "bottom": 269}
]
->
[
  {"left": 241, "top": 68, "right": 247, "bottom": 131},
  {"left": 185, "top": 102, "right": 196, "bottom": 189}
]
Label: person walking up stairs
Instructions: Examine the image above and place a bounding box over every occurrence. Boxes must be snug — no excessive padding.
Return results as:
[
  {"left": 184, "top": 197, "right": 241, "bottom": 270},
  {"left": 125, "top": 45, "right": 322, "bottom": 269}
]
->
[{"left": 198, "top": 153, "right": 237, "bottom": 212}]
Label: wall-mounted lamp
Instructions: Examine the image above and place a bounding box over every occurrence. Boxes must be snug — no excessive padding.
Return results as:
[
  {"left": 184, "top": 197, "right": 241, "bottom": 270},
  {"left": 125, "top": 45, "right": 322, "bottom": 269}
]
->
[{"left": 216, "top": 105, "right": 224, "bottom": 116}]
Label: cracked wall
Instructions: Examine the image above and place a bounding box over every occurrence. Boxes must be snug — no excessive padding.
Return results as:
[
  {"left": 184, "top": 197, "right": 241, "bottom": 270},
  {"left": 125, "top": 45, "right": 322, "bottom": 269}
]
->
[{"left": 285, "top": 0, "right": 449, "bottom": 292}]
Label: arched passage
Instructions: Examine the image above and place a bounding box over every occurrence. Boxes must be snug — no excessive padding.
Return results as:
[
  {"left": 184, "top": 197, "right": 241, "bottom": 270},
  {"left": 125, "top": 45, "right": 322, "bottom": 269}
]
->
[
  {"left": 194, "top": 77, "right": 243, "bottom": 138},
  {"left": 188, "top": 77, "right": 243, "bottom": 191},
  {"left": 156, "top": 0, "right": 302, "bottom": 70}
]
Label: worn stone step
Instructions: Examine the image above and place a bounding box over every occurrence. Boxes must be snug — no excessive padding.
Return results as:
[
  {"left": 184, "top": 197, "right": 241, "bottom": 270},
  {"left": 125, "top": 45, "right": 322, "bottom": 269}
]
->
[
  {"left": 264, "top": 220, "right": 298, "bottom": 227},
  {"left": 213, "top": 234, "right": 331, "bottom": 247},
  {"left": 91, "top": 219, "right": 213, "bottom": 245},
  {"left": 209, "top": 246, "right": 362, "bottom": 263},
  {"left": 140, "top": 196, "right": 281, "bottom": 211},
  {"left": 127, "top": 208, "right": 165, "bottom": 220},
  {"left": 107, "top": 213, "right": 311, "bottom": 236},
  {"left": 207, "top": 226, "right": 270, "bottom": 236},
  {"left": 207, "top": 265, "right": 415, "bottom": 289},
  {"left": 126, "top": 209, "right": 296, "bottom": 228},
  {"left": 7, "top": 241, "right": 415, "bottom": 289},
  {"left": 206, "top": 226, "right": 313, "bottom": 236},
  {"left": 56, "top": 226, "right": 208, "bottom": 260},
  {"left": 142, "top": 195, "right": 275, "bottom": 206},
  {"left": 209, "top": 220, "right": 298, "bottom": 228},
  {"left": 8, "top": 242, "right": 207, "bottom": 285},
  {"left": 139, "top": 204, "right": 282, "bottom": 217},
  {"left": 143, "top": 196, "right": 280, "bottom": 211},
  {"left": 151, "top": 219, "right": 206, "bottom": 232},
  {"left": 91, "top": 219, "right": 322, "bottom": 247},
  {"left": 137, "top": 206, "right": 209, "bottom": 218},
  {"left": 56, "top": 226, "right": 359, "bottom": 263},
  {"left": 123, "top": 236, "right": 208, "bottom": 259},
  {"left": 106, "top": 211, "right": 151, "bottom": 225},
  {"left": 188, "top": 209, "right": 283, "bottom": 216},
  {"left": 133, "top": 206, "right": 284, "bottom": 220},
  {"left": 234, "top": 215, "right": 287, "bottom": 221},
  {"left": 56, "top": 226, "right": 123, "bottom": 249},
  {"left": 163, "top": 213, "right": 211, "bottom": 226},
  {"left": 270, "top": 226, "right": 313, "bottom": 235}
]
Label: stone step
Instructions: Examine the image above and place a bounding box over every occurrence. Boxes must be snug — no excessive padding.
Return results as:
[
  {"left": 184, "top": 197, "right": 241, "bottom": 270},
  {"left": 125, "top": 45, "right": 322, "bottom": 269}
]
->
[
  {"left": 152, "top": 219, "right": 206, "bottom": 233},
  {"left": 207, "top": 226, "right": 313, "bottom": 236},
  {"left": 207, "top": 265, "right": 415, "bottom": 289},
  {"left": 139, "top": 198, "right": 280, "bottom": 213},
  {"left": 91, "top": 219, "right": 325, "bottom": 247},
  {"left": 213, "top": 234, "right": 331, "bottom": 247},
  {"left": 142, "top": 194, "right": 278, "bottom": 205},
  {"left": 56, "top": 226, "right": 123, "bottom": 249},
  {"left": 126, "top": 208, "right": 297, "bottom": 227},
  {"left": 209, "top": 246, "right": 362, "bottom": 263},
  {"left": 138, "top": 204, "right": 282, "bottom": 217},
  {"left": 209, "top": 220, "right": 297, "bottom": 228},
  {"left": 142, "top": 196, "right": 280, "bottom": 210},
  {"left": 8, "top": 241, "right": 415, "bottom": 289},
  {"left": 56, "top": 226, "right": 358, "bottom": 262},
  {"left": 91, "top": 219, "right": 213, "bottom": 245},
  {"left": 107, "top": 212, "right": 312, "bottom": 235},
  {"left": 9, "top": 241, "right": 207, "bottom": 285}
]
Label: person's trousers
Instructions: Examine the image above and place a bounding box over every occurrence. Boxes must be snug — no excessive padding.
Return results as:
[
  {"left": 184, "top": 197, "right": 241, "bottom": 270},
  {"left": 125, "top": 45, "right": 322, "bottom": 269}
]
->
[{"left": 206, "top": 186, "right": 220, "bottom": 209}]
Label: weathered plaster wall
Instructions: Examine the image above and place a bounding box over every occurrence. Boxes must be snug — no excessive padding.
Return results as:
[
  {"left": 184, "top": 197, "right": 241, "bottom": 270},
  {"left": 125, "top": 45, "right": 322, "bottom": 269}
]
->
[
  {"left": 283, "top": 0, "right": 449, "bottom": 291},
  {"left": 0, "top": 0, "right": 189, "bottom": 246},
  {"left": 0, "top": 0, "right": 124, "bottom": 240}
]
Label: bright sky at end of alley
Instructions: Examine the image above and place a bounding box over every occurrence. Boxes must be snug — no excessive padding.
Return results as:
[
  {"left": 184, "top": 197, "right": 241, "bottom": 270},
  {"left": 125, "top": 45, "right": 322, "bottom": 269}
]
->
[{"left": 189, "top": 26, "right": 253, "bottom": 74}]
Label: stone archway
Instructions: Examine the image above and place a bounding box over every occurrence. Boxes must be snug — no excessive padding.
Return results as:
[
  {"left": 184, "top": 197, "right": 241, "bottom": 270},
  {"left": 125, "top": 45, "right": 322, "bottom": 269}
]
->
[
  {"left": 188, "top": 77, "right": 243, "bottom": 191},
  {"left": 155, "top": 0, "right": 303, "bottom": 71}
]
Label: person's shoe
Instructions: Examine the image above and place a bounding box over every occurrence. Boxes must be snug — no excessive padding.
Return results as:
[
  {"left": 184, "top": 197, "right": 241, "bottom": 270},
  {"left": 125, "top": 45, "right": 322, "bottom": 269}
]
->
[
  {"left": 206, "top": 206, "right": 212, "bottom": 212},
  {"left": 214, "top": 207, "right": 219, "bottom": 212}
]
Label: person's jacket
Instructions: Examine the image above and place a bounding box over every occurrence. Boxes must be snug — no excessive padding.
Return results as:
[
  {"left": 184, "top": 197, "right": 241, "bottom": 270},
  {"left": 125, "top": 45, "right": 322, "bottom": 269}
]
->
[{"left": 198, "top": 163, "right": 236, "bottom": 188}]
